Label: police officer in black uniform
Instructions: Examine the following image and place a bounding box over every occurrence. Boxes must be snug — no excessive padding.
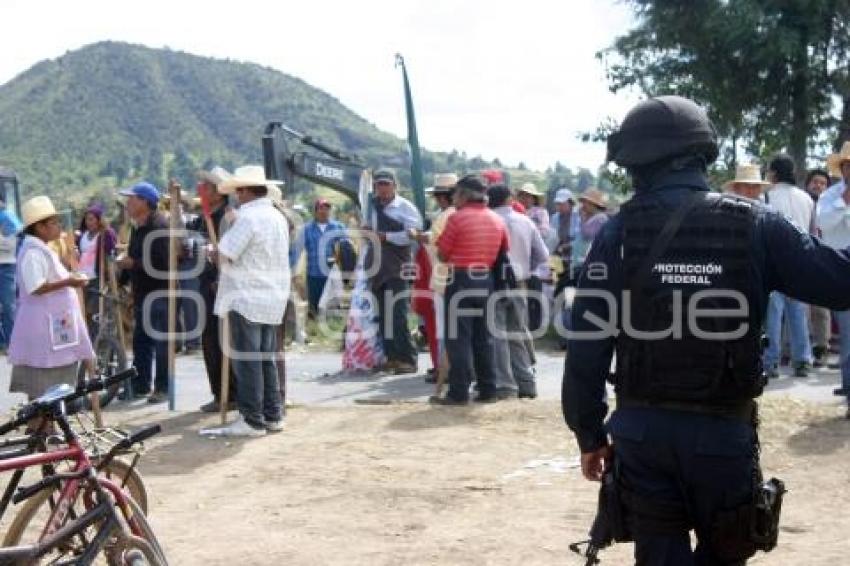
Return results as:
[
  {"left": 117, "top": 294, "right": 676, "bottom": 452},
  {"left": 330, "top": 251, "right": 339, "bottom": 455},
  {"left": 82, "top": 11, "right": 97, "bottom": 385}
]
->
[{"left": 562, "top": 95, "right": 850, "bottom": 565}]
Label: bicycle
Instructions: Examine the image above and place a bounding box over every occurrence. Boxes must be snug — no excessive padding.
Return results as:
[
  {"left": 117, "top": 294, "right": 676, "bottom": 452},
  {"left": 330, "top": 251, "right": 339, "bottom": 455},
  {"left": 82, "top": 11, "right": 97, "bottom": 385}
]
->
[
  {"left": 0, "top": 372, "right": 167, "bottom": 564},
  {"left": 77, "top": 286, "right": 131, "bottom": 410},
  {"left": 0, "top": 386, "right": 149, "bottom": 521}
]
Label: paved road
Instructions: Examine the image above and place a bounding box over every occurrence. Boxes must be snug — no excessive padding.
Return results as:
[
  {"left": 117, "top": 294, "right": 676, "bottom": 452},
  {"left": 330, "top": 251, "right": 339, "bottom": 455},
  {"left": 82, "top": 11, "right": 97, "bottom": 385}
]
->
[{"left": 1, "top": 345, "right": 845, "bottom": 414}]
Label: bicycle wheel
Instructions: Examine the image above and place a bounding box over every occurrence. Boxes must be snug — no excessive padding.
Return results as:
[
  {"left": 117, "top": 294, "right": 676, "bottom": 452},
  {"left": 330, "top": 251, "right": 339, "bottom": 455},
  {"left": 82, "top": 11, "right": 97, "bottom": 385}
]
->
[
  {"left": 3, "top": 458, "right": 148, "bottom": 549},
  {"left": 79, "top": 336, "right": 129, "bottom": 410},
  {"left": 121, "top": 497, "right": 167, "bottom": 566},
  {"left": 93, "top": 457, "right": 149, "bottom": 515}
]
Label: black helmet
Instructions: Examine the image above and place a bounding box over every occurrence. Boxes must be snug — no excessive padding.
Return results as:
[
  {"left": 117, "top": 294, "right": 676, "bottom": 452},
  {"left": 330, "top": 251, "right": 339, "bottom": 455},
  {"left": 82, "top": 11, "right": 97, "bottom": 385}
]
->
[{"left": 606, "top": 96, "right": 719, "bottom": 168}]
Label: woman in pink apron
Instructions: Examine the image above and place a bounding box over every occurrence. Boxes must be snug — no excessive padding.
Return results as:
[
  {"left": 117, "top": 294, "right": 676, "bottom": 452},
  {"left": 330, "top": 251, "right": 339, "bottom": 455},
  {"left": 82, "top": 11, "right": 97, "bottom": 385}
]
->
[{"left": 8, "top": 196, "right": 94, "bottom": 400}]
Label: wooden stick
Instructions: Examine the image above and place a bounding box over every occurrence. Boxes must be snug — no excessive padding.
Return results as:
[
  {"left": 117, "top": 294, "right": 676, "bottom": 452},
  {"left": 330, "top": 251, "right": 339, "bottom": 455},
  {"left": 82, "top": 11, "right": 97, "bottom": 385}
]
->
[
  {"left": 219, "top": 316, "right": 231, "bottom": 425},
  {"left": 167, "top": 180, "right": 181, "bottom": 411},
  {"left": 86, "top": 359, "right": 104, "bottom": 427},
  {"left": 200, "top": 192, "right": 232, "bottom": 425}
]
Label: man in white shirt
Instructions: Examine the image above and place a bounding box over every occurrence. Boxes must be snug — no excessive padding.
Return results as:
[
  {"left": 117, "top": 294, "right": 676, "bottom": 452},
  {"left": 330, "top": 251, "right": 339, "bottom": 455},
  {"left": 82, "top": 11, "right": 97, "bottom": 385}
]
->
[
  {"left": 488, "top": 185, "right": 549, "bottom": 398},
  {"left": 818, "top": 141, "right": 850, "bottom": 402},
  {"left": 213, "top": 166, "right": 290, "bottom": 437},
  {"left": 763, "top": 154, "right": 815, "bottom": 378}
]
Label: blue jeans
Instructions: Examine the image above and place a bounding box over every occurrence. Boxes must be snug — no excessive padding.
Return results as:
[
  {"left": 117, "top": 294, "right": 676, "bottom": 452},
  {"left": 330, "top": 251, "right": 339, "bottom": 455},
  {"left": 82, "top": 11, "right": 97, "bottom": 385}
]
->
[
  {"left": 0, "top": 263, "right": 15, "bottom": 348},
  {"left": 228, "top": 311, "right": 282, "bottom": 429},
  {"left": 132, "top": 296, "right": 170, "bottom": 394},
  {"left": 834, "top": 309, "right": 850, "bottom": 403},
  {"left": 306, "top": 275, "right": 327, "bottom": 313},
  {"left": 763, "top": 292, "right": 811, "bottom": 367}
]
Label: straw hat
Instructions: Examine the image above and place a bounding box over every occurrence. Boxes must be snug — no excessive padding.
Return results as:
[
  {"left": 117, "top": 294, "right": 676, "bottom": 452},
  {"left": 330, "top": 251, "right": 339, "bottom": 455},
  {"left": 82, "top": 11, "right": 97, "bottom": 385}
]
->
[
  {"left": 197, "top": 166, "right": 232, "bottom": 187},
  {"left": 827, "top": 141, "right": 850, "bottom": 177},
  {"left": 722, "top": 164, "right": 770, "bottom": 191},
  {"left": 578, "top": 188, "right": 609, "bottom": 210},
  {"left": 517, "top": 182, "right": 544, "bottom": 198},
  {"left": 218, "top": 165, "right": 283, "bottom": 195},
  {"left": 22, "top": 196, "right": 58, "bottom": 228},
  {"left": 425, "top": 173, "right": 458, "bottom": 195}
]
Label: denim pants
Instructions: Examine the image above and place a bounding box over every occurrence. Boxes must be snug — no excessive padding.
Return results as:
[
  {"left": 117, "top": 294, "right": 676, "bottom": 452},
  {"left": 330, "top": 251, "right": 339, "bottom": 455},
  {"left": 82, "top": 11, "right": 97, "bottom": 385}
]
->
[
  {"left": 306, "top": 275, "right": 328, "bottom": 313},
  {"left": 763, "top": 291, "right": 811, "bottom": 367},
  {"left": 228, "top": 311, "right": 282, "bottom": 429},
  {"left": 0, "top": 263, "right": 15, "bottom": 348},
  {"left": 132, "top": 296, "right": 170, "bottom": 394},
  {"left": 833, "top": 309, "right": 850, "bottom": 403},
  {"left": 444, "top": 271, "right": 496, "bottom": 402}
]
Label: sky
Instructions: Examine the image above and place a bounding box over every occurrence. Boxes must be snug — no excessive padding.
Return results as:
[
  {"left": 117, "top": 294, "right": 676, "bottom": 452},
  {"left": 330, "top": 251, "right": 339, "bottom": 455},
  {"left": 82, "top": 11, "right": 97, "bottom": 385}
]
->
[{"left": 2, "top": 0, "right": 639, "bottom": 172}]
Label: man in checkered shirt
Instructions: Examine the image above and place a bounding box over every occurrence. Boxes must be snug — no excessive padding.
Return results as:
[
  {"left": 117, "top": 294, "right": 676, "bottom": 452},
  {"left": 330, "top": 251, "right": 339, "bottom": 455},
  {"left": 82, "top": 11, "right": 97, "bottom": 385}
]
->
[{"left": 213, "top": 166, "right": 291, "bottom": 437}]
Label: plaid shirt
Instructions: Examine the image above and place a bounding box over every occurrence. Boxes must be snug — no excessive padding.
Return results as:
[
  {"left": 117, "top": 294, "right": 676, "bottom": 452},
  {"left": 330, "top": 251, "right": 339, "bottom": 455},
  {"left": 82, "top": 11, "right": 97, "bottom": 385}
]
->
[{"left": 214, "top": 198, "right": 290, "bottom": 325}]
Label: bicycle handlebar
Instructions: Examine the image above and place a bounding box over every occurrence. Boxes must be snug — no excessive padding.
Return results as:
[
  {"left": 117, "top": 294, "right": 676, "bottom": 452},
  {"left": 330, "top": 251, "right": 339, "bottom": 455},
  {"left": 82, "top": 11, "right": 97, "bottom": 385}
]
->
[{"left": 0, "top": 368, "right": 137, "bottom": 436}]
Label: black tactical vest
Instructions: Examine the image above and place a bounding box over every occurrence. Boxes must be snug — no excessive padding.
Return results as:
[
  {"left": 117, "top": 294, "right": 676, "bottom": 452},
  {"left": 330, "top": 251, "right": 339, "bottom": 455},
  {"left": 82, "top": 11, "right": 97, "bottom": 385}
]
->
[{"left": 615, "top": 191, "right": 765, "bottom": 407}]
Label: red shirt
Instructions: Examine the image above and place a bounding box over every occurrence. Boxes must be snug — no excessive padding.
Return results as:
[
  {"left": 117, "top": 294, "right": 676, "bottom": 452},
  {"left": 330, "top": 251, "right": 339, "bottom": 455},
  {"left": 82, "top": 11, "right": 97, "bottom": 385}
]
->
[{"left": 436, "top": 202, "right": 509, "bottom": 268}]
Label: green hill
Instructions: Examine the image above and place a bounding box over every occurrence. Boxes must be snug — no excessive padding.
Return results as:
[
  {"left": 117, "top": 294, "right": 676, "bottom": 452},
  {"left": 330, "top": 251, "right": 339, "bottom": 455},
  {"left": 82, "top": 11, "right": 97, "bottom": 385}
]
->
[{"left": 0, "top": 41, "right": 498, "bottom": 209}]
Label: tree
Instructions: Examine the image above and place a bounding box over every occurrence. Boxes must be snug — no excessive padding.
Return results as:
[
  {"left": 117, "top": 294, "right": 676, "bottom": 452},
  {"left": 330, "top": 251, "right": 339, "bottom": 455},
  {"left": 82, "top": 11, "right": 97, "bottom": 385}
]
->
[{"left": 600, "top": 0, "right": 850, "bottom": 180}]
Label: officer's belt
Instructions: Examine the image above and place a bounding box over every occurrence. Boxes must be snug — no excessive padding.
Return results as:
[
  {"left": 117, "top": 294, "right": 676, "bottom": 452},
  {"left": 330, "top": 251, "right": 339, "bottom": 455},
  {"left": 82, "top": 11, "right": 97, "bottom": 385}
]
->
[{"left": 616, "top": 397, "right": 756, "bottom": 423}]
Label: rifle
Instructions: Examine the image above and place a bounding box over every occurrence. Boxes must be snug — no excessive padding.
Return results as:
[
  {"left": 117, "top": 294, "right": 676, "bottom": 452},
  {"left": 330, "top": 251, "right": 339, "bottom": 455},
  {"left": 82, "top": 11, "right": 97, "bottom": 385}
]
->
[{"left": 569, "top": 466, "right": 630, "bottom": 565}]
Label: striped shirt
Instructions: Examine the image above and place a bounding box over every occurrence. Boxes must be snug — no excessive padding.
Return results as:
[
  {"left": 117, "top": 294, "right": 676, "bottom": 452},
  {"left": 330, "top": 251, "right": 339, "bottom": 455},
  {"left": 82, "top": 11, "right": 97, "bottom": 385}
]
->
[{"left": 437, "top": 202, "right": 509, "bottom": 268}]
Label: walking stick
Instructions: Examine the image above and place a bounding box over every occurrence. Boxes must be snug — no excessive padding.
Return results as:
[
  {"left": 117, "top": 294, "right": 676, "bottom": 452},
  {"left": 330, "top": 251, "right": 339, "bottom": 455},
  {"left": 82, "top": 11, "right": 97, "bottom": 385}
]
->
[
  {"left": 87, "top": 229, "right": 108, "bottom": 427},
  {"left": 167, "top": 180, "right": 181, "bottom": 411},
  {"left": 199, "top": 188, "right": 231, "bottom": 425}
]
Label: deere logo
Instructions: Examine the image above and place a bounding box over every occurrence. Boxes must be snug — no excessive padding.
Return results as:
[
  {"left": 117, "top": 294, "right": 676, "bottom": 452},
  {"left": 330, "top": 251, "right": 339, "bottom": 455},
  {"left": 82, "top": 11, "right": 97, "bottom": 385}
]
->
[{"left": 316, "top": 162, "right": 345, "bottom": 181}]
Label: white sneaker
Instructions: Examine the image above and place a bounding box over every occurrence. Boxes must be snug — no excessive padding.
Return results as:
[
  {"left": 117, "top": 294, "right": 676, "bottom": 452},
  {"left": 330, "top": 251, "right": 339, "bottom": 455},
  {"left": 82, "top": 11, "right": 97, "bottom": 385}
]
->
[
  {"left": 214, "top": 416, "right": 266, "bottom": 438},
  {"left": 265, "top": 420, "right": 285, "bottom": 433}
]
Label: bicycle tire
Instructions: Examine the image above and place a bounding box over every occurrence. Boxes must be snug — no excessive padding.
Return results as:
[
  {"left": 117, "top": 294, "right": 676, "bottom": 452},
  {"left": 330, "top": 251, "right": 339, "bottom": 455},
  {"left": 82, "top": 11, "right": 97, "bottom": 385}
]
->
[
  {"left": 79, "top": 336, "right": 129, "bottom": 410},
  {"left": 123, "top": 497, "right": 168, "bottom": 566},
  {"left": 3, "top": 459, "right": 148, "bottom": 547},
  {"left": 93, "top": 457, "right": 149, "bottom": 515}
]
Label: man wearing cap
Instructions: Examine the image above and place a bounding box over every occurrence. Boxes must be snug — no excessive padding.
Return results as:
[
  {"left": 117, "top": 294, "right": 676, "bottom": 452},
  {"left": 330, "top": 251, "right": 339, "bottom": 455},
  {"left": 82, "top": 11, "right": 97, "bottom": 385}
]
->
[
  {"left": 213, "top": 165, "right": 290, "bottom": 436},
  {"left": 432, "top": 174, "right": 509, "bottom": 405},
  {"left": 117, "top": 182, "right": 172, "bottom": 404},
  {"left": 818, "top": 141, "right": 850, "bottom": 406},
  {"left": 413, "top": 173, "right": 457, "bottom": 382},
  {"left": 549, "top": 188, "right": 578, "bottom": 285},
  {"left": 363, "top": 168, "right": 423, "bottom": 374},
  {"left": 290, "top": 198, "right": 348, "bottom": 315},
  {"left": 487, "top": 184, "right": 548, "bottom": 398},
  {"left": 187, "top": 167, "right": 237, "bottom": 413}
]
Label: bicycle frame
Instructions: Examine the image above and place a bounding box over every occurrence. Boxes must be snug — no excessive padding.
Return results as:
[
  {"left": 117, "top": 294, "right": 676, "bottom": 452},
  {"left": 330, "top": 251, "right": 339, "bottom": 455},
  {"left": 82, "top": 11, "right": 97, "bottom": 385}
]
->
[{"left": 0, "top": 429, "right": 142, "bottom": 543}]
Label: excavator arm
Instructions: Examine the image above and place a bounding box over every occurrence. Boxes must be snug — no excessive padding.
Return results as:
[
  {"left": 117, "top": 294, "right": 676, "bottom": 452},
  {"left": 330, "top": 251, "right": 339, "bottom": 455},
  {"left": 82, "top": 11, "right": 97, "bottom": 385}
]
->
[{"left": 262, "top": 122, "right": 366, "bottom": 208}]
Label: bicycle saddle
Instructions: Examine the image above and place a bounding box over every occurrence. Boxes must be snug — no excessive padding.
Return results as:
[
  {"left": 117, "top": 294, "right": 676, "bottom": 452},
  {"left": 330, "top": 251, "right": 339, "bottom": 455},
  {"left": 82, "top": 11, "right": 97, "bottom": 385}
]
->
[{"left": 33, "top": 383, "right": 75, "bottom": 406}]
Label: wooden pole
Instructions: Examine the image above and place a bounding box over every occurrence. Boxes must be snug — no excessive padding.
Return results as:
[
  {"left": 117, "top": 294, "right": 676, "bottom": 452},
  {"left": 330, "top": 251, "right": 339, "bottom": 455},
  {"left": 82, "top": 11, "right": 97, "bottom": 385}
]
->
[
  {"left": 167, "top": 180, "right": 181, "bottom": 411},
  {"left": 199, "top": 191, "right": 231, "bottom": 425}
]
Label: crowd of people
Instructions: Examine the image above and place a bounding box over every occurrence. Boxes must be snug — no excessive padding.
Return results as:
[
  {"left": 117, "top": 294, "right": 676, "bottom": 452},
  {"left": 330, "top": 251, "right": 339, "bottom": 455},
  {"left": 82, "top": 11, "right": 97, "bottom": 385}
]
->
[
  {"left": 3, "top": 138, "right": 850, "bottom": 436},
  {"left": 725, "top": 142, "right": 850, "bottom": 405}
]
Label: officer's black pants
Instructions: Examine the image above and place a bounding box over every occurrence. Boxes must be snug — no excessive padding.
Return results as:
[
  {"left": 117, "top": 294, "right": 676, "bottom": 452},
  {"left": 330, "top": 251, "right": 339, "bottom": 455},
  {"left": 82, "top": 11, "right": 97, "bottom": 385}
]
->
[{"left": 608, "top": 407, "right": 756, "bottom": 566}]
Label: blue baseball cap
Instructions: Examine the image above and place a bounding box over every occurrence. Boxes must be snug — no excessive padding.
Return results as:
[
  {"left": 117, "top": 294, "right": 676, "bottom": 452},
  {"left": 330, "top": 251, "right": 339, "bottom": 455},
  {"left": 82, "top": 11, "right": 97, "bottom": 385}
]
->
[{"left": 119, "top": 182, "right": 160, "bottom": 207}]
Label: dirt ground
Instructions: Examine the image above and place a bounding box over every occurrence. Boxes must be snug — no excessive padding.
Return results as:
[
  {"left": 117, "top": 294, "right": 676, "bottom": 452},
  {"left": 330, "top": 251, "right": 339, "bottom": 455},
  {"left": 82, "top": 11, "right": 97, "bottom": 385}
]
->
[{"left": 102, "top": 397, "right": 849, "bottom": 565}]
